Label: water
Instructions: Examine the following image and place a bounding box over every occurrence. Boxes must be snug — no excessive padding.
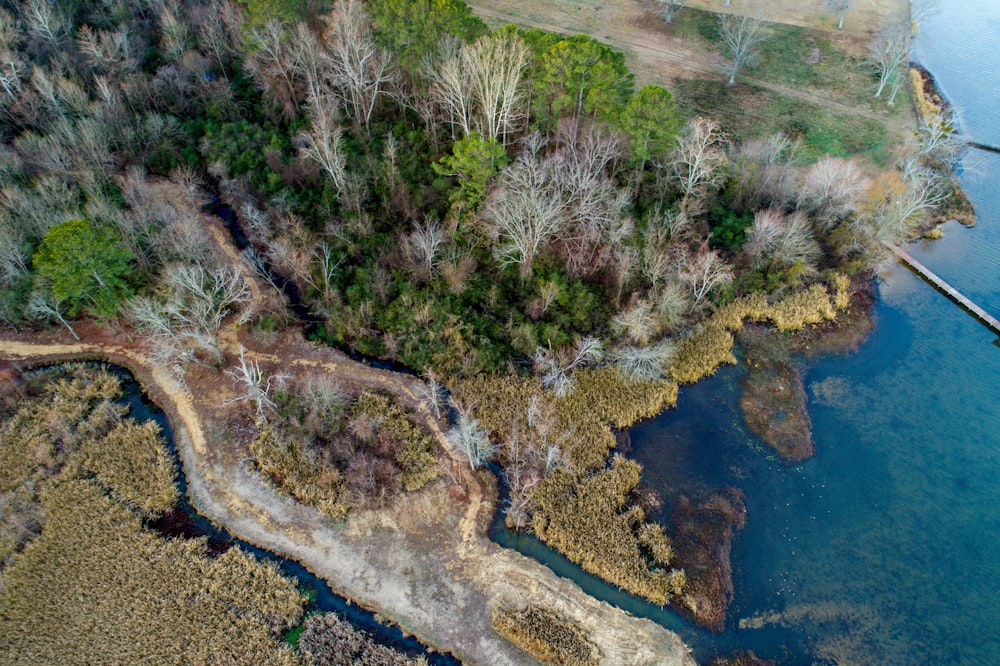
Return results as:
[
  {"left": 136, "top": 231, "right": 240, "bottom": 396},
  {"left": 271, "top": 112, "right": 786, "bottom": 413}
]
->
[
  {"left": 495, "top": 3, "right": 1000, "bottom": 663},
  {"left": 82, "top": 363, "right": 458, "bottom": 665},
  {"left": 632, "top": 4, "right": 1000, "bottom": 662}
]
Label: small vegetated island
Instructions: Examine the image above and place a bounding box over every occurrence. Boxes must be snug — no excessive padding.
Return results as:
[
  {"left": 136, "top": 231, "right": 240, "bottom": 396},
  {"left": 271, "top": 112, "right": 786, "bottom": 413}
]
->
[{"left": 0, "top": 0, "right": 965, "bottom": 663}]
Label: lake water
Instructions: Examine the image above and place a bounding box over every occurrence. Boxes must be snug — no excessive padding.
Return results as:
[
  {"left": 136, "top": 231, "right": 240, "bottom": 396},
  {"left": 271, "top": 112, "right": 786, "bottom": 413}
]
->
[
  {"left": 496, "top": 3, "right": 1000, "bottom": 663},
  {"left": 630, "top": 3, "right": 1000, "bottom": 662}
]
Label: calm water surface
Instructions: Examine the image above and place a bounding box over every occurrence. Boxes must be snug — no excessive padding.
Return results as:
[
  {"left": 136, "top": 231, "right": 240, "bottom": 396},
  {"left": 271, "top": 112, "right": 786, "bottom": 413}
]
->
[{"left": 631, "top": 3, "right": 1000, "bottom": 662}]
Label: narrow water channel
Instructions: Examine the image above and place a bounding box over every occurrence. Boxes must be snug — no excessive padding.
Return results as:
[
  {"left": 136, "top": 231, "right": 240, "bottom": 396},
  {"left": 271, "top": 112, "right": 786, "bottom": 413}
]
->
[
  {"left": 498, "top": 3, "right": 1000, "bottom": 664},
  {"left": 94, "top": 363, "right": 458, "bottom": 665}
]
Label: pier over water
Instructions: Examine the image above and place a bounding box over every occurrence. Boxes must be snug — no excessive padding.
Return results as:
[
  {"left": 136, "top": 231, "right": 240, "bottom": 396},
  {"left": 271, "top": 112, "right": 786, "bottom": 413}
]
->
[{"left": 885, "top": 241, "right": 1000, "bottom": 336}]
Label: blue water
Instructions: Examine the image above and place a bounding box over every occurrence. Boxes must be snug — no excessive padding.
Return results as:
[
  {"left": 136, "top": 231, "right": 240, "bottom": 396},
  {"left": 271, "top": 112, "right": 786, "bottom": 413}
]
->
[
  {"left": 493, "top": 3, "right": 1000, "bottom": 662},
  {"left": 628, "top": 4, "right": 1000, "bottom": 662}
]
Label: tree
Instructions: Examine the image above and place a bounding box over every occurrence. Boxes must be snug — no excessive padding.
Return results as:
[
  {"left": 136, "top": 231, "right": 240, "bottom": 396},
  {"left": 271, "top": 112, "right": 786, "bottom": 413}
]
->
[
  {"left": 432, "top": 131, "right": 509, "bottom": 209},
  {"left": 868, "top": 24, "right": 910, "bottom": 105},
  {"left": 533, "top": 336, "right": 603, "bottom": 397},
  {"left": 677, "top": 247, "right": 733, "bottom": 305},
  {"left": 324, "top": 0, "right": 400, "bottom": 135},
  {"left": 32, "top": 219, "right": 134, "bottom": 317},
  {"left": 226, "top": 347, "right": 288, "bottom": 422},
  {"left": 618, "top": 85, "right": 683, "bottom": 166},
  {"left": 657, "top": 0, "right": 688, "bottom": 24},
  {"left": 446, "top": 404, "right": 495, "bottom": 469},
  {"left": 533, "top": 35, "right": 634, "bottom": 130},
  {"left": 297, "top": 105, "right": 347, "bottom": 191},
  {"left": 367, "top": 0, "right": 486, "bottom": 77},
  {"left": 670, "top": 117, "right": 727, "bottom": 212},
  {"left": 482, "top": 138, "right": 566, "bottom": 279},
  {"left": 826, "top": 0, "right": 851, "bottom": 30},
  {"left": 466, "top": 28, "right": 531, "bottom": 144},
  {"left": 719, "top": 2, "right": 769, "bottom": 86}
]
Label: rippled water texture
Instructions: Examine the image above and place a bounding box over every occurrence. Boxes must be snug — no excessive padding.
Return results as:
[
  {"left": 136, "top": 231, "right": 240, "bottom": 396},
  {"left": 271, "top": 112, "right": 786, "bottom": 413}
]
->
[{"left": 629, "top": 3, "right": 1000, "bottom": 662}]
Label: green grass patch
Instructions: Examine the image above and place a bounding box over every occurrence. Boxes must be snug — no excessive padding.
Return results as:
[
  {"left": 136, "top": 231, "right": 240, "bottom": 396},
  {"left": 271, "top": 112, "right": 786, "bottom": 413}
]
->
[{"left": 672, "top": 78, "right": 887, "bottom": 160}]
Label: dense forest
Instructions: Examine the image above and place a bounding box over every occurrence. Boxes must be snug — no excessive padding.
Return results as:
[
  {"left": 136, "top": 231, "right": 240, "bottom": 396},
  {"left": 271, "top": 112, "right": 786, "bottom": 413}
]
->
[{"left": 0, "top": 0, "right": 959, "bottom": 642}]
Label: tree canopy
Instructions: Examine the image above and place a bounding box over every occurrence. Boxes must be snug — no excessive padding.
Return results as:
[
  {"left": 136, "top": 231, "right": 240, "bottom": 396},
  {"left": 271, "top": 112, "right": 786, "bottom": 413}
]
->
[
  {"left": 619, "top": 85, "right": 684, "bottom": 165},
  {"left": 32, "top": 219, "right": 135, "bottom": 317}
]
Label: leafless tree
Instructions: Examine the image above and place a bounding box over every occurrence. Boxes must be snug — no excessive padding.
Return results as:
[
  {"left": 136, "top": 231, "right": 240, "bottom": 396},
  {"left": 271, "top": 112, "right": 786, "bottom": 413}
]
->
[
  {"left": 612, "top": 341, "right": 676, "bottom": 381},
  {"left": 22, "top": 0, "right": 68, "bottom": 58},
  {"left": 826, "top": 0, "right": 851, "bottom": 30},
  {"left": 324, "top": 0, "right": 399, "bottom": 135},
  {"left": 297, "top": 103, "right": 347, "bottom": 191},
  {"left": 0, "top": 223, "right": 28, "bottom": 287},
  {"left": 745, "top": 209, "right": 820, "bottom": 276},
  {"left": 482, "top": 139, "right": 566, "bottom": 279},
  {"left": 677, "top": 247, "right": 733, "bottom": 305},
  {"left": 533, "top": 336, "right": 603, "bottom": 397},
  {"left": 868, "top": 23, "right": 910, "bottom": 105},
  {"left": 670, "top": 117, "right": 727, "bottom": 211},
  {"left": 194, "top": 1, "right": 244, "bottom": 76},
  {"left": 613, "top": 298, "right": 660, "bottom": 346},
  {"left": 916, "top": 109, "right": 965, "bottom": 171},
  {"left": 403, "top": 217, "right": 445, "bottom": 279},
  {"left": 719, "top": 2, "right": 768, "bottom": 86},
  {"left": 797, "top": 156, "right": 869, "bottom": 229},
  {"left": 657, "top": 0, "right": 688, "bottom": 24},
  {"left": 25, "top": 288, "right": 78, "bottom": 339},
  {"left": 465, "top": 29, "right": 531, "bottom": 144},
  {"left": 423, "top": 35, "right": 473, "bottom": 138},
  {"left": 446, "top": 403, "right": 495, "bottom": 469},
  {"left": 851, "top": 162, "right": 946, "bottom": 249},
  {"left": 226, "top": 347, "right": 288, "bottom": 422},
  {"left": 244, "top": 20, "right": 301, "bottom": 120}
]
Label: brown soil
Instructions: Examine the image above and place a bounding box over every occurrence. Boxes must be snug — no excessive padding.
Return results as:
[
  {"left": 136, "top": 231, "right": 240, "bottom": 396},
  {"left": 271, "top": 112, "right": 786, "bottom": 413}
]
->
[
  {"left": 0, "top": 186, "right": 694, "bottom": 666},
  {"left": 467, "top": 0, "right": 916, "bottom": 141}
]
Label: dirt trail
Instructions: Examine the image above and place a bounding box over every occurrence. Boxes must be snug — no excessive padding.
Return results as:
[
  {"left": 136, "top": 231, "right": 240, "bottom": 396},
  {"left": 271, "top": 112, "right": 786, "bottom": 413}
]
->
[
  {"left": 469, "top": 0, "right": 915, "bottom": 139},
  {"left": 0, "top": 329, "right": 691, "bottom": 665}
]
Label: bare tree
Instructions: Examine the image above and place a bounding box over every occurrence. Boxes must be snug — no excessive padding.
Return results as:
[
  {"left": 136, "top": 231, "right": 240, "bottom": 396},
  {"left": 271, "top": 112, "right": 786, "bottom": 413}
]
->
[
  {"left": 868, "top": 24, "right": 910, "bottom": 105},
  {"left": 612, "top": 341, "right": 676, "bottom": 381},
  {"left": 670, "top": 117, "right": 727, "bottom": 211},
  {"left": 424, "top": 35, "right": 473, "bottom": 138},
  {"left": 613, "top": 298, "right": 660, "bottom": 346},
  {"left": 482, "top": 140, "right": 566, "bottom": 279},
  {"left": 446, "top": 404, "right": 495, "bottom": 469},
  {"left": 745, "top": 209, "right": 819, "bottom": 276},
  {"left": 533, "top": 336, "right": 603, "bottom": 397},
  {"left": 826, "top": 0, "right": 851, "bottom": 30},
  {"left": 466, "top": 29, "right": 531, "bottom": 144},
  {"left": 297, "top": 104, "right": 347, "bottom": 191},
  {"left": 677, "top": 247, "right": 733, "bottom": 305},
  {"left": 719, "top": 2, "right": 768, "bottom": 86},
  {"left": 403, "top": 217, "right": 445, "bottom": 279},
  {"left": 797, "top": 156, "right": 869, "bottom": 229},
  {"left": 324, "top": 0, "right": 399, "bottom": 135},
  {"left": 657, "top": 0, "right": 688, "bottom": 24},
  {"left": 25, "top": 288, "right": 78, "bottom": 339},
  {"left": 916, "top": 109, "right": 965, "bottom": 171},
  {"left": 226, "top": 347, "right": 288, "bottom": 422}
]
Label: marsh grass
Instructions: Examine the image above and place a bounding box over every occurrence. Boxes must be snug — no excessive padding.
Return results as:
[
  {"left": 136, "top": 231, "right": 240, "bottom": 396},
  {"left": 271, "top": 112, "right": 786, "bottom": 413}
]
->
[
  {"left": 250, "top": 388, "right": 438, "bottom": 520},
  {"left": 492, "top": 605, "right": 598, "bottom": 666},
  {"left": 454, "top": 368, "right": 683, "bottom": 606},
  {"left": 0, "top": 365, "right": 305, "bottom": 665}
]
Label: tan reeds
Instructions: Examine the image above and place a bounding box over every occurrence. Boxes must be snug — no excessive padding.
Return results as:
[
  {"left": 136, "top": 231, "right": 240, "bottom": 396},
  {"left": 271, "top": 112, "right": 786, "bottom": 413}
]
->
[{"left": 492, "top": 605, "right": 598, "bottom": 666}]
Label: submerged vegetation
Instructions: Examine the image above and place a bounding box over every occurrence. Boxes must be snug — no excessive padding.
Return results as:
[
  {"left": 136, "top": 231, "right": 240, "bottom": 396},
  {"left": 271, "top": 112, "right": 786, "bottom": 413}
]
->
[{"left": 0, "top": 0, "right": 967, "bottom": 648}]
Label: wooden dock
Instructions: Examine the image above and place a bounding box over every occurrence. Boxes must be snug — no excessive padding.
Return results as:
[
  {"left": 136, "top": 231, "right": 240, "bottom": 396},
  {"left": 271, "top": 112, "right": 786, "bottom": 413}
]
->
[{"left": 884, "top": 242, "right": 1000, "bottom": 335}]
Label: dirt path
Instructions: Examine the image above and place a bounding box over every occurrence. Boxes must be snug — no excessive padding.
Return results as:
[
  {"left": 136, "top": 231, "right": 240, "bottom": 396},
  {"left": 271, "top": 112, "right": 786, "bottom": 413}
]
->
[
  {"left": 0, "top": 326, "right": 694, "bottom": 665},
  {"left": 469, "top": 0, "right": 916, "bottom": 140}
]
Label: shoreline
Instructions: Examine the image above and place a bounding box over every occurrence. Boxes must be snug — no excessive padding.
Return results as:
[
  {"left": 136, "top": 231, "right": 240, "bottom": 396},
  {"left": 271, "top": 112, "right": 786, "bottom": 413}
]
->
[{"left": 0, "top": 327, "right": 695, "bottom": 666}]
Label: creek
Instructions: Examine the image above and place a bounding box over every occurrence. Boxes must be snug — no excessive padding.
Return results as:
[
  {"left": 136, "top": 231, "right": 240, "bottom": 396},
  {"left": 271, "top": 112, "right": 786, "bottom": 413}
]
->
[
  {"left": 88, "top": 362, "right": 459, "bottom": 665},
  {"left": 498, "top": 3, "right": 1000, "bottom": 663}
]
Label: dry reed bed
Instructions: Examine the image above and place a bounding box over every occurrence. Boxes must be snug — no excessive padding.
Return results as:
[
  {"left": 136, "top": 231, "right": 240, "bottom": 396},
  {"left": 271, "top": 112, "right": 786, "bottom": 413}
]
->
[
  {"left": 492, "top": 605, "right": 599, "bottom": 666},
  {"left": 0, "top": 365, "right": 306, "bottom": 665}
]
